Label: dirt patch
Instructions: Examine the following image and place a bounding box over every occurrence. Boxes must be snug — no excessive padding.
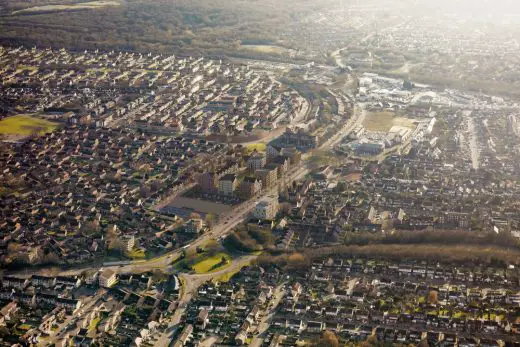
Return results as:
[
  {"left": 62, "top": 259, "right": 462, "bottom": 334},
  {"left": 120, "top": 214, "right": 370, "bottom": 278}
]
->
[
  {"left": 165, "top": 197, "right": 233, "bottom": 215},
  {"left": 364, "top": 111, "right": 415, "bottom": 132}
]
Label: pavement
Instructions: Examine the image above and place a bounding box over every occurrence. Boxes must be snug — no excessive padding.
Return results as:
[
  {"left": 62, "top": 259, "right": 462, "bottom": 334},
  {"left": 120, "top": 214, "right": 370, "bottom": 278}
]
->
[
  {"left": 41, "top": 290, "right": 105, "bottom": 347},
  {"left": 154, "top": 255, "right": 257, "bottom": 347},
  {"left": 250, "top": 283, "right": 286, "bottom": 347}
]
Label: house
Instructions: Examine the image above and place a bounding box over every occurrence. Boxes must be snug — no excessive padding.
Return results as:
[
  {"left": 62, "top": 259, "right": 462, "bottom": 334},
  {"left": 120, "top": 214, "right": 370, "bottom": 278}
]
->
[
  {"left": 120, "top": 235, "right": 136, "bottom": 252},
  {"left": 219, "top": 174, "right": 239, "bottom": 196},
  {"left": 235, "top": 328, "right": 248, "bottom": 345},
  {"left": 198, "top": 172, "right": 219, "bottom": 193},
  {"left": 0, "top": 302, "right": 18, "bottom": 326},
  {"left": 185, "top": 219, "right": 204, "bottom": 234},
  {"left": 253, "top": 195, "right": 279, "bottom": 220},
  {"left": 196, "top": 309, "right": 209, "bottom": 330},
  {"left": 274, "top": 127, "right": 318, "bottom": 150},
  {"left": 255, "top": 167, "right": 278, "bottom": 189},
  {"left": 247, "top": 151, "right": 266, "bottom": 171},
  {"left": 31, "top": 275, "right": 56, "bottom": 288},
  {"left": 2, "top": 276, "right": 29, "bottom": 289},
  {"left": 56, "top": 297, "right": 82, "bottom": 312},
  {"left": 174, "top": 324, "right": 193, "bottom": 347},
  {"left": 306, "top": 321, "right": 325, "bottom": 333},
  {"left": 269, "top": 156, "right": 289, "bottom": 175},
  {"left": 287, "top": 318, "right": 304, "bottom": 331},
  {"left": 56, "top": 276, "right": 82, "bottom": 288},
  {"left": 35, "top": 293, "right": 57, "bottom": 306},
  {"left": 248, "top": 306, "right": 261, "bottom": 322},
  {"left": 291, "top": 282, "right": 302, "bottom": 298},
  {"left": 239, "top": 177, "right": 262, "bottom": 199},
  {"left": 85, "top": 271, "right": 99, "bottom": 285},
  {"left": 15, "top": 293, "right": 35, "bottom": 306},
  {"left": 99, "top": 270, "right": 117, "bottom": 288}
]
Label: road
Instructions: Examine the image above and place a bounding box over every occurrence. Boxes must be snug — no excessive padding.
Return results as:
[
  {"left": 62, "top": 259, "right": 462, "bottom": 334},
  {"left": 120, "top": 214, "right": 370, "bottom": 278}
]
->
[
  {"left": 465, "top": 111, "right": 480, "bottom": 170},
  {"left": 320, "top": 100, "right": 366, "bottom": 151},
  {"left": 6, "top": 161, "right": 309, "bottom": 283},
  {"left": 41, "top": 290, "right": 105, "bottom": 347},
  {"left": 250, "top": 283, "right": 285, "bottom": 347},
  {"left": 151, "top": 100, "right": 362, "bottom": 346},
  {"left": 6, "top": 89, "right": 360, "bottom": 346},
  {"left": 154, "top": 255, "right": 257, "bottom": 347},
  {"left": 7, "top": 87, "right": 357, "bottom": 281}
]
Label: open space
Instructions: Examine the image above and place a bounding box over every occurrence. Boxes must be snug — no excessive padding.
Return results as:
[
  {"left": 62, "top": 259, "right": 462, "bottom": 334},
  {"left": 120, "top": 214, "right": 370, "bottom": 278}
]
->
[
  {"left": 363, "top": 111, "right": 415, "bottom": 132},
  {"left": 0, "top": 115, "right": 58, "bottom": 139},
  {"left": 192, "top": 252, "right": 231, "bottom": 274},
  {"left": 166, "top": 196, "right": 233, "bottom": 216},
  {"left": 239, "top": 44, "right": 293, "bottom": 55},
  {"left": 12, "top": 1, "right": 120, "bottom": 15},
  {"left": 246, "top": 143, "right": 266, "bottom": 153}
]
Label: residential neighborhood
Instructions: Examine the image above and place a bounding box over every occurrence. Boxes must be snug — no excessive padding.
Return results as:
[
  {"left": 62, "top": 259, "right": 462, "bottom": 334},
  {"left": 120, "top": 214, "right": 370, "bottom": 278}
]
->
[{"left": 2, "top": 1, "right": 520, "bottom": 344}]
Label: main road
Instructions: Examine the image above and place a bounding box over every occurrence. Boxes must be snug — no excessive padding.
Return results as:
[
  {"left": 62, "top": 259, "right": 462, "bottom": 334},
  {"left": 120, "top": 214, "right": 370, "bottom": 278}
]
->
[{"left": 7, "top": 89, "right": 364, "bottom": 281}]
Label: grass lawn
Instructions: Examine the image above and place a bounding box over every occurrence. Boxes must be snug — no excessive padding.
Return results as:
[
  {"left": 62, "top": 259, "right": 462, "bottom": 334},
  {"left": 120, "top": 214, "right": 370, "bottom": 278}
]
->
[
  {"left": 213, "top": 269, "right": 240, "bottom": 283},
  {"left": 127, "top": 248, "right": 146, "bottom": 259},
  {"left": 88, "top": 318, "right": 101, "bottom": 331},
  {"left": 212, "top": 257, "right": 254, "bottom": 282},
  {"left": 246, "top": 143, "right": 267, "bottom": 153},
  {"left": 246, "top": 143, "right": 266, "bottom": 153},
  {"left": 192, "top": 252, "right": 232, "bottom": 274},
  {"left": 17, "top": 324, "right": 32, "bottom": 331},
  {"left": 0, "top": 115, "right": 58, "bottom": 136},
  {"left": 453, "top": 311, "right": 465, "bottom": 318}
]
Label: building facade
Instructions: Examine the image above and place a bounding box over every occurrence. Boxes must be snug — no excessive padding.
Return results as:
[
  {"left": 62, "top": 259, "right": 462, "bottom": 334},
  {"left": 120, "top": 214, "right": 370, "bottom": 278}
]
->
[
  {"left": 219, "top": 174, "right": 239, "bottom": 196},
  {"left": 253, "top": 195, "right": 279, "bottom": 220}
]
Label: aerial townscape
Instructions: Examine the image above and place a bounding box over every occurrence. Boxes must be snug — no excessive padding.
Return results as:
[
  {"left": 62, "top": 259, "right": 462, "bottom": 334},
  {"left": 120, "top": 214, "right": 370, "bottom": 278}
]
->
[{"left": 0, "top": 0, "right": 520, "bottom": 346}]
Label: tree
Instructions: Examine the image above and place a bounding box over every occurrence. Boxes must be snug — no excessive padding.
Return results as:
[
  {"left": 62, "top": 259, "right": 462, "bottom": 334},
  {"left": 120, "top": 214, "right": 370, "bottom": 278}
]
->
[
  {"left": 359, "top": 336, "right": 378, "bottom": 347},
  {"left": 205, "top": 213, "right": 217, "bottom": 229},
  {"left": 428, "top": 290, "right": 438, "bottom": 305},
  {"left": 204, "top": 239, "right": 220, "bottom": 256},
  {"left": 279, "top": 202, "right": 292, "bottom": 216},
  {"left": 286, "top": 252, "right": 308, "bottom": 270},
  {"left": 190, "top": 212, "right": 202, "bottom": 220},
  {"left": 315, "top": 331, "right": 339, "bottom": 347},
  {"left": 152, "top": 269, "right": 168, "bottom": 282},
  {"left": 81, "top": 220, "right": 100, "bottom": 235}
]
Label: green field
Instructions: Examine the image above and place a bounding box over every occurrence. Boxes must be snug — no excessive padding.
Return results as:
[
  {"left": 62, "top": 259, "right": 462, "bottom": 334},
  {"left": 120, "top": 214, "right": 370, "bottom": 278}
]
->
[
  {"left": 127, "top": 248, "right": 146, "bottom": 259},
  {"left": 0, "top": 115, "right": 58, "bottom": 136},
  {"left": 212, "top": 259, "right": 254, "bottom": 283},
  {"left": 88, "top": 318, "right": 101, "bottom": 331},
  {"left": 192, "top": 252, "right": 231, "bottom": 274},
  {"left": 246, "top": 143, "right": 266, "bottom": 153}
]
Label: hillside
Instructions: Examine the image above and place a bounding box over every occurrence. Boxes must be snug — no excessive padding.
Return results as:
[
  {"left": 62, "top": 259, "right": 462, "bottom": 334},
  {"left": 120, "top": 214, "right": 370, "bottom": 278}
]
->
[{"left": 0, "top": 0, "right": 328, "bottom": 59}]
